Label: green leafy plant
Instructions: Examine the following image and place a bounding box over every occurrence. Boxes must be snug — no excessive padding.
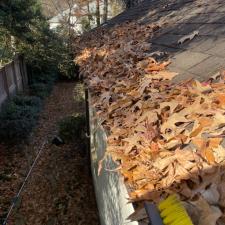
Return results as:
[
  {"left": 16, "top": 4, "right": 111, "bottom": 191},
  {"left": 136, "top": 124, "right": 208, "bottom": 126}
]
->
[
  {"left": 12, "top": 95, "right": 42, "bottom": 107},
  {"left": 58, "top": 114, "right": 86, "bottom": 142},
  {"left": 30, "top": 82, "right": 52, "bottom": 99},
  {"left": 0, "top": 0, "right": 77, "bottom": 79},
  {"left": 0, "top": 96, "right": 42, "bottom": 144}
]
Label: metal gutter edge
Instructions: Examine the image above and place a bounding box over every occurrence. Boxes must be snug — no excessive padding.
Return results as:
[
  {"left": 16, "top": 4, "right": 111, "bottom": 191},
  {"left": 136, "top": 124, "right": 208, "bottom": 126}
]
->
[{"left": 86, "top": 89, "right": 139, "bottom": 225}]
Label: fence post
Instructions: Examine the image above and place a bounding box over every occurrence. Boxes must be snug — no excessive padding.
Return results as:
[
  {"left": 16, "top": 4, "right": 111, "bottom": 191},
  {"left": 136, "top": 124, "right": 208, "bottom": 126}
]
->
[
  {"left": 2, "top": 67, "right": 10, "bottom": 97},
  {"left": 18, "top": 55, "right": 25, "bottom": 90},
  {"left": 20, "top": 56, "right": 28, "bottom": 88},
  {"left": 0, "top": 55, "right": 28, "bottom": 109},
  {"left": 12, "top": 59, "right": 19, "bottom": 92}
]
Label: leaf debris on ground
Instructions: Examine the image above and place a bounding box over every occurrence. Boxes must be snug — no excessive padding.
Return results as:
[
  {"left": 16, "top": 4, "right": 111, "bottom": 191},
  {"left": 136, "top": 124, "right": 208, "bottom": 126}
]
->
[{"left": 0, "top": 82, "right": 99, "bottom": 225}]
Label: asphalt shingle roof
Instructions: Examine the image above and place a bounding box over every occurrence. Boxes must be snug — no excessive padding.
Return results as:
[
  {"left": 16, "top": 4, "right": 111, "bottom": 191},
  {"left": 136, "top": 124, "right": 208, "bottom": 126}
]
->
[{"left": 107, "top": 0, "right": 225, "bottom": 82}]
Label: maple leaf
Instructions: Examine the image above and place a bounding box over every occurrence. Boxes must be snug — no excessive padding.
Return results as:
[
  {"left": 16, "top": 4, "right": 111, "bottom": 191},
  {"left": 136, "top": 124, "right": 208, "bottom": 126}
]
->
[{"left": 161, "top": 113, "right": 190, "bottom": 140}]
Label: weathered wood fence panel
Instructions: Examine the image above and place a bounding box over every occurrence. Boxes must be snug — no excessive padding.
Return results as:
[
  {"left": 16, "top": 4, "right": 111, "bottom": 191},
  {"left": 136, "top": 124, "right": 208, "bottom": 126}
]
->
[{"left": 0, "top": 55, "right": 28, "bottom": 109}]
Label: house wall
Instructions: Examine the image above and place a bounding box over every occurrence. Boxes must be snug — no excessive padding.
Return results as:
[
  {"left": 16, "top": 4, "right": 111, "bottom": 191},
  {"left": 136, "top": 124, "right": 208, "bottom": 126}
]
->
[
  {"left": 49, "top": 1, "right": 114, "bottom": 31},
  {"left": 88, "top": 95, "right": 138, "bottom": 225}
]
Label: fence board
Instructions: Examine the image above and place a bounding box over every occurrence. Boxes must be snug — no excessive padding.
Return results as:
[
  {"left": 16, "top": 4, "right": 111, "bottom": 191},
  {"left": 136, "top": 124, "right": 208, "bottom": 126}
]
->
[
  {"left": 0, "top": 69, "right": 8, "bottom": 109},
  {"left": 0, "top": 55, "right": 28, "bottom": 109},
  {"left": 5, "top": 62, "right": 16, "bottom": 95},
  {"left": 14, "top": 57, "right": 23, "bottom": 91}
]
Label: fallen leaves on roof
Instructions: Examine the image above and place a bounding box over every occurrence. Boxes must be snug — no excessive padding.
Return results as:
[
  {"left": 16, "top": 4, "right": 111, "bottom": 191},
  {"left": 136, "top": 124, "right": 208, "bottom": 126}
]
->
[{"left": 75, "top": 22, "right": 225, "bottom": 225}]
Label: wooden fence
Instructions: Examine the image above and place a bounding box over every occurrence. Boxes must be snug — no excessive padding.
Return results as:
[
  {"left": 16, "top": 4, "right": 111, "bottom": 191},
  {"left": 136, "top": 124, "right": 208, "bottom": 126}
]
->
[{"left": 0, "top": 55, "right": 28, "bottom": 109}]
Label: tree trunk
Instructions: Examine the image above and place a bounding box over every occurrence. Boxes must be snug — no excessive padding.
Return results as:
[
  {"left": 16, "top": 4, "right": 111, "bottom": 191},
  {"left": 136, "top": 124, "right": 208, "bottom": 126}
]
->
[
  {"left": 96, "top": 0, "right": 100, "bottom": 26},
  {"left": 103, "top": 0, "right": 108, "bottom": 23},
  {"left": 67, "top": 6, "right": 72, "bottom": 52}
]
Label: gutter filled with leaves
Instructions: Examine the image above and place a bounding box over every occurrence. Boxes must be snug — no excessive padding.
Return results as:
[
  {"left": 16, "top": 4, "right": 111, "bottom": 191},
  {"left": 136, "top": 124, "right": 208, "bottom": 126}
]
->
[{"left": 75, "top": 22, "right": 225, "bottom": 225}]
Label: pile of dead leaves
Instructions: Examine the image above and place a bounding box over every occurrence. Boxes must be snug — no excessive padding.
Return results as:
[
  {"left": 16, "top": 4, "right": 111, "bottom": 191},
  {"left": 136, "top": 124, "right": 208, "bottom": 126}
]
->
[{"left": 75, "top": 22, "right": 225, "bottom": 225}]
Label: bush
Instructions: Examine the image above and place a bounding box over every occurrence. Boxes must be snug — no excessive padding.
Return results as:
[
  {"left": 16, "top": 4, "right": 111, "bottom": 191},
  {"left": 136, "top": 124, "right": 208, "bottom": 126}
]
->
[
  {"left": 58, "top": 114, "right": 86, "bottom": 142},
  {"left": 13, "top": 95, "right": 42, "bottom": 108},
  {"left": 0, "top": 96, "right": 42, "bottom": 144},
  {"left": 30, "top": 71, "right": 57, "bottom": 86},
  {"left": 30, "top": 83, "right": 51, "bottom": 99},
  {"left": 29, "top": 70, "right": 57, "bottom": 99},
  {"left": 58, "top": 57, "right": 79, "bottom": 80}
]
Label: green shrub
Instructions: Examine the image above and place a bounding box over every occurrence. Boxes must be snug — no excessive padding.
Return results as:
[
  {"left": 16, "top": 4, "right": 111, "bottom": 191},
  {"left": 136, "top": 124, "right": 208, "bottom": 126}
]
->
[
  {"left": 31, "top": 71, "right": 57, "bottom": 86},
  {"left": 13, "top": 95, "right": 42, "bottom": 107},
  {"left": 58, "top": 58, "right": 79, "bottom": 80},
  {"left": 0, "top": 96, "right": 42, "bottom": 144},
  {"left": 29, "top": 70, "right": 57, "bottom": 99},
  {"left": 30, "top": 83, "right": 51, "bottom": 99},
  {"left": 58, "top": 114, "right": 86, "bottom": 142}
]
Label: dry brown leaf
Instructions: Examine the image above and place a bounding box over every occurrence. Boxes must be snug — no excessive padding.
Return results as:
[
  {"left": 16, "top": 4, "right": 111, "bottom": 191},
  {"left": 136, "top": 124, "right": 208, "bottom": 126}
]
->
[
  {"left": 137, "top": 58, "right": 156, "bottom": 70},
  {"left": 127, "top": 207, "right": 147, "bottom": 221},
  {"left": 218, "top": 180, "right": 225, "bottom": 207},
  {"left": 192, "top": 138, "right": 205, "bottom": 150},
  {"left": 75, "top": 21, "right": 225, "bottom": 222},
  {"left": 190, "top": 124, "right": 203, "bottom": 138},
  {"left": 135, "top": 111, "right": 158, "bottom": 125},
  {"left": 200, "top": 183, "right": 220, "bottom": 205},
  {"left": 145, "top": 61, "right": 171, "bottom": 72},
  {"left": 215, "top": 93, "right": 225, "bottom": 108},
  {"left": 174, "top": 163, "right": 191, "bottom": 180},
  {"left": 191, "top": 80, "right": 212, "bottom": 93},
  {"left": 150, "top": 141, "right": 160, "bottom": 158},
  {"left": 209, "top": 138, "right": 222, "bottom": 148},
  {"left": 213, "top": 145, "right": 225, "bottom": 163},
  {"left": 164, "top": 139, "right": 181, "bottom": 149},
  {"left": 108, "top": 98, "right": 132, "bottom": 113},
  {"left": 192, "top": 196, "right": 222, "bottom": 225},
  {"left": 204, "top": 148, "right": 215, "bottom": 164},
  {"left": 153, "top": 155, "right": 176, "bottom": 171},
  {"left": 100, "top": 91, "right": 111, "bottom": 106},
  {"left": 129, "top": 189, "right": 161, "bottom": 202},
  {"left": 161, "top": 113, "right": 189, "bottom": 140},
  {"left": 151, "top": 70, "right": 178, "bottom": 80},
  {"left": 159, "top": 100, "right": 179, "bottom": 114},
  {"left": 162, "top": 163, "right": 175, "bottom": 187}
]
